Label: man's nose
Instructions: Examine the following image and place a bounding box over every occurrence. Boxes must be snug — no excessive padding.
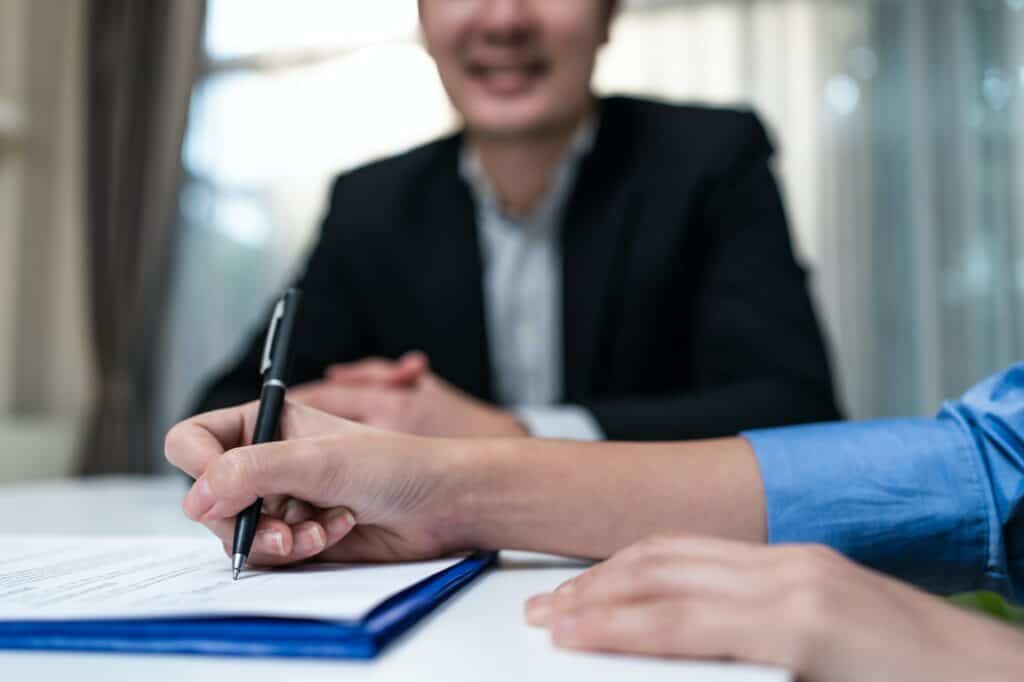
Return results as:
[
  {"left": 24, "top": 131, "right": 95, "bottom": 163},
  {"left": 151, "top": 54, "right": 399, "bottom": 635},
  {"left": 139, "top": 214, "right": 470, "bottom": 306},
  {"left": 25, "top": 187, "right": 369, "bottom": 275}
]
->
[{"left": 476, "top": 0, "right": 535, "bottom": 42}]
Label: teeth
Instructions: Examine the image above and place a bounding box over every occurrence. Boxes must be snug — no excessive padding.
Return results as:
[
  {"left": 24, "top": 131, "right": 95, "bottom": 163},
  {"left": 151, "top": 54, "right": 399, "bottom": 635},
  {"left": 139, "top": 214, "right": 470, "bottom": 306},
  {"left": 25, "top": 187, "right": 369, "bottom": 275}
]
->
[
  {"left": 479, "top": 65, "right": 540, "bottom": 78},
  {"left": 467, "top": 60, "right": 545, "bottom": 81}
]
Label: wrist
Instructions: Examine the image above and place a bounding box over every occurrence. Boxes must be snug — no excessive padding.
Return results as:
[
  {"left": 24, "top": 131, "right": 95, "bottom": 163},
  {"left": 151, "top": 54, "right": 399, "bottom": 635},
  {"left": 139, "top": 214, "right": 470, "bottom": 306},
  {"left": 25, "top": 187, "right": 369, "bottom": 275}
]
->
[
  {"left": 444, "top": 438, "right": 525, "bottom": 552},
  {"left": 421, "top": 437, "right": 496, "bottom": 552}
]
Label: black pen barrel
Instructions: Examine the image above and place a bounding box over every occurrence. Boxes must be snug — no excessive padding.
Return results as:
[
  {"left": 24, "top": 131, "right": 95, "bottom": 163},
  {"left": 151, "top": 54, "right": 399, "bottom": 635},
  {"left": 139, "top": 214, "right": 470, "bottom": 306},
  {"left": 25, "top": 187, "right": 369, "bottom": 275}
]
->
[
  {"left": 252, "top": 382, "right": 286, "bottom": 445},
  {"left": 232, "top": 381, "right": 287, "bottom": 561},
  {"left": 232, "top": 499, "right": 261, "bottom": 561}
]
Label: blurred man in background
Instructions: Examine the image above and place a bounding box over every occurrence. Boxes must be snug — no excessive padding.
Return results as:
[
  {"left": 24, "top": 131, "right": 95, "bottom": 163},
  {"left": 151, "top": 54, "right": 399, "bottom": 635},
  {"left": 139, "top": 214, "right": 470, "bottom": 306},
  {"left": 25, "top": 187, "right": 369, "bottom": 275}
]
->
[{"left": 196, "top": 0, "right": 840, "bottom": 440}]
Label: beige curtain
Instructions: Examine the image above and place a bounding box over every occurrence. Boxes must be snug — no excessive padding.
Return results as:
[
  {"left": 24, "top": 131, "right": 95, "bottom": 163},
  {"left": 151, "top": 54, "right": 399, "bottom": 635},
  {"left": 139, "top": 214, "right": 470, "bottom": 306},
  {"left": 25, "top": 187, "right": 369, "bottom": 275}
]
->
[
  {"left": 604, "top": 0, "right": 1024, "bottom": 418},
  {"left": 79, "top": 0, "right": 206, "bottom": 474}
]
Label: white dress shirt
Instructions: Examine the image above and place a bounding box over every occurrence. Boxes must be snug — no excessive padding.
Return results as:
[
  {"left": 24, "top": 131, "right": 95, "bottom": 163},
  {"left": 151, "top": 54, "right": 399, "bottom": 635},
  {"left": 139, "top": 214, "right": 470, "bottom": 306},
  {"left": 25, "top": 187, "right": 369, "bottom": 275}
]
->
[{"left": 458, "top": 121, "right": 604, "bottom": 441}]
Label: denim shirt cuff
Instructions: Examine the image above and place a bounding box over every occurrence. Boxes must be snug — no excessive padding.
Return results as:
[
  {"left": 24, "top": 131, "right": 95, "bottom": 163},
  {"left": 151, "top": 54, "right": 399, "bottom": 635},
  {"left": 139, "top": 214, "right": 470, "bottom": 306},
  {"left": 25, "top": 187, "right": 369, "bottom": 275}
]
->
[{"left": 743, "top": 418, "right": 991, "bottom": 595}]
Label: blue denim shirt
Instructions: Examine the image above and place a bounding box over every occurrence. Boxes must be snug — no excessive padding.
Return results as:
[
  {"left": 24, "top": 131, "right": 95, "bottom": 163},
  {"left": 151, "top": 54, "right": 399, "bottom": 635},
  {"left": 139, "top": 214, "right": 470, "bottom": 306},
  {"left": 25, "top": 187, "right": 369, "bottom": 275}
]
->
[{"left": 744, "top": 364, "right": 1024, "bottom": 602}]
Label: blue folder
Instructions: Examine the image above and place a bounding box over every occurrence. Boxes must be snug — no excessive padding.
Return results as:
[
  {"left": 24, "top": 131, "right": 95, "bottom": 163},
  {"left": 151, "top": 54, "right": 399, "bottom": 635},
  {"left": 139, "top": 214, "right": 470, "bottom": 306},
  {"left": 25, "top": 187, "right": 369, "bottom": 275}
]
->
[{"left": 0, "top": 552, "right": 496, "bottom": 659}]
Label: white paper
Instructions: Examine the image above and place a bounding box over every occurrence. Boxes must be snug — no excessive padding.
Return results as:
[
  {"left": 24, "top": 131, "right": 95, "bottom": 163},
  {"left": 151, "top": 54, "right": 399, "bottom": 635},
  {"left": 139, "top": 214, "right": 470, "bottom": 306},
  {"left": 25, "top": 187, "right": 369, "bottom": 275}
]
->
[{"left": 0, "top": 535, "right": 462, "bottom": 621}]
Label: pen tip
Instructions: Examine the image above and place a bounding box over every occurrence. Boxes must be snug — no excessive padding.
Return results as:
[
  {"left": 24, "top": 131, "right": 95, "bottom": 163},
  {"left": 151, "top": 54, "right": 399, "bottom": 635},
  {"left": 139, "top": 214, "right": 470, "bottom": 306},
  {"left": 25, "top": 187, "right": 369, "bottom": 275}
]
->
[{"left": 231, "top": 552, "right": 246, "bottom": 581}]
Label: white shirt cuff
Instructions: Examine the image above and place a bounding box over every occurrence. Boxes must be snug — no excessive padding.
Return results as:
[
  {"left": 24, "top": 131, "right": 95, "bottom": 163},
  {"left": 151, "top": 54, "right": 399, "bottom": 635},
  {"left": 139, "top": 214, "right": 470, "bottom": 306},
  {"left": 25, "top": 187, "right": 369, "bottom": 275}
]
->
[{"left": 514, "top": 405, "right": 605, "bottom": 441}]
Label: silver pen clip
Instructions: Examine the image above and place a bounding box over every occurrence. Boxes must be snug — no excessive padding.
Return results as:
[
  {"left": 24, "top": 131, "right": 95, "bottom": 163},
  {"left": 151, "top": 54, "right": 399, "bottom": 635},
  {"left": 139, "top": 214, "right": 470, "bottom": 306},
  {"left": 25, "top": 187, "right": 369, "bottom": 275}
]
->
[{"left": 259, "top": 298, "right": 286, "bottom": 375}]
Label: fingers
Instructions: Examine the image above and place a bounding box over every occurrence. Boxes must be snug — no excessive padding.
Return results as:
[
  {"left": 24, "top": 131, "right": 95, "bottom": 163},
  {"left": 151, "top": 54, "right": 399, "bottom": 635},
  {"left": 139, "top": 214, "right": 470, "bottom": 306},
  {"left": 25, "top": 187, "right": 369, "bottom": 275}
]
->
[
  {"left": 170, "top": 400, "right": 354, "bottom": 517},
  {"left": 204, "top": 515, "right": 298, "bottom": 566},
  {"left": 170, "top": 402, "right": 354, "bottom": 557},
  {"left": 325, "top": 352, "right": 429, "bottom": 387},
  {"left": 290, "top": 382, "right": 382, "bottom": 421},
  {"left": 165, "top": 400, "right": 347, "bottom": 480},
  {"left": 289, "top": 382, "right": 355, "bottom": 416},
  {"left": 393, "top": 351, "right": 430, "bottom": 384},
  {"left": 534, "top": 535, "right": 764, "bottom": 617},
  {"left": 324, "top": 357, "right": 396, "bottom": 384},
  {"left": 588, "top": 534, "right": 764, "bottom": 574},
  {"left": 314, "top": 523, "right": 436, "bottom": 564},
  {"left": 261, "top": 495, "right": 318, "bottom": 525},
  {"left": 526, "top": 553, "right": 763, "bottom": 628},
  {"left": 164, "top": 402, "right": 260, "bottom": 479},
  {"left": 182, "top": 438, "right": 343, "bottom": 521},
  {"left": 548, "top": 597, "right": 764, "bottom": 662},
  {"left": 525, "top": 537, "right": 851, "bottom": 673},
  {"left": 202, "top": 506, "right": 358, "bottom": 567},
  {"left": 316, "top": 506, "right": 359, "bottom": 547}
]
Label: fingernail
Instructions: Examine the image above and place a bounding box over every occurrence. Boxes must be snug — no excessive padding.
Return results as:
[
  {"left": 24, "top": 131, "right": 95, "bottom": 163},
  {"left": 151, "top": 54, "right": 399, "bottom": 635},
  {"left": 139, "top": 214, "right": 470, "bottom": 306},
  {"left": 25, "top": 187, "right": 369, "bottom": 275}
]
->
[
  {"left": 524, "top": 594, "right": 554, "bottom": 626},
  {"left": 295, "top": 524, "right": 326, "bottom": 555},
  {"left": 552, "top": 617, "right": 580, "bottom": 645},
  {"left": 310, "top": 524, "right": 326, "bottom": 549},
  {"left": 555, "top": 579, "right": 576, "bottom": 596},
  {"left": 257, "top": 529, "right": 286, "bottom": 556},
  {"left": 326, "top": 509, "right": 356, "bottom": 537}
]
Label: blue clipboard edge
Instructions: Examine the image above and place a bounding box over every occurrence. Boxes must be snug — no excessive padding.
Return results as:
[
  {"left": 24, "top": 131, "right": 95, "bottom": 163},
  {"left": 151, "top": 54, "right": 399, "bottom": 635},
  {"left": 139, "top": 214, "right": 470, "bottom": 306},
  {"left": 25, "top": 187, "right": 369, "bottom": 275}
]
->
[{"left": 0, "top": 551, "right": 498, "bottom": 659}]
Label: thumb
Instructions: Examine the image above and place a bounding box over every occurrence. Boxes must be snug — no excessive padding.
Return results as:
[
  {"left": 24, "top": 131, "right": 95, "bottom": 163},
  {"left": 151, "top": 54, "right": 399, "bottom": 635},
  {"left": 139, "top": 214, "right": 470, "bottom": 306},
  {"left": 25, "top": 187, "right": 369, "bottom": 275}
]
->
[{"left": 185, "top": 437, "right": 342, "bottom": 522}]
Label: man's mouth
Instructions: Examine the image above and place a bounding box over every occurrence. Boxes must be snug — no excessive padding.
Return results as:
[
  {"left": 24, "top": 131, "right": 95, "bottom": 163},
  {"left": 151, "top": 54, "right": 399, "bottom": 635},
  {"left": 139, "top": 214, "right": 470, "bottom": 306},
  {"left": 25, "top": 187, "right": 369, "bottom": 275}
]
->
[{"left": 465, "top": 58, "right": 550, "bottom": 96}]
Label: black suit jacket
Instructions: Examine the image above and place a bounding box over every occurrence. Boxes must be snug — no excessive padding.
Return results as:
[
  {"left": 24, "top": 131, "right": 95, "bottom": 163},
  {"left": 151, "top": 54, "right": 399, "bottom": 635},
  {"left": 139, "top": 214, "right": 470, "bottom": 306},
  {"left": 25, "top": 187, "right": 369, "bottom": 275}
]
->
[{"left": 196, "top": 96, "right": 841, "bottom": 439}]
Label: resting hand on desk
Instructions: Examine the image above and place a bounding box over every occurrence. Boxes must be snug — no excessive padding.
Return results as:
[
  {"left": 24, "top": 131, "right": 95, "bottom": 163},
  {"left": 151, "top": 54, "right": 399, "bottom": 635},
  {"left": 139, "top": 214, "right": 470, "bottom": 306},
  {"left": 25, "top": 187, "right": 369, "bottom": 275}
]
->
[
  {"left": 289, "top": 351, "right": 529, "bottom": 438},
  {"left": 526, "top": 535, "right": 1024, "bottom": 682}
]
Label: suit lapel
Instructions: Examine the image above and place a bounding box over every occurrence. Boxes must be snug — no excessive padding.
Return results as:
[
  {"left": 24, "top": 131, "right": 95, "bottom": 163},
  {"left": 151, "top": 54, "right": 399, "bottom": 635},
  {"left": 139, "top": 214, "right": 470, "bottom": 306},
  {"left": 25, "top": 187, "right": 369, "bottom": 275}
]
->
[
  {"left": 402, "top": 137, "right": 495, "bottom": 401},
  {"left": 400, "top": 103, "right": 639, "bottom": 404},
  {"left": 562, "top": 101, "right": 639, "bottom": 400}
]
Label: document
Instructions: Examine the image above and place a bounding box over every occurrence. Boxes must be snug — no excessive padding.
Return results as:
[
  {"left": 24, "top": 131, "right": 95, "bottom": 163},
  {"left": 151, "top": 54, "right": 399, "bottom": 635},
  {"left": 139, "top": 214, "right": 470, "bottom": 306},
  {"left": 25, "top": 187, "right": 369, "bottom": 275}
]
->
[{"left": 0, "top": 535, "right": 461, "bottom": 622}]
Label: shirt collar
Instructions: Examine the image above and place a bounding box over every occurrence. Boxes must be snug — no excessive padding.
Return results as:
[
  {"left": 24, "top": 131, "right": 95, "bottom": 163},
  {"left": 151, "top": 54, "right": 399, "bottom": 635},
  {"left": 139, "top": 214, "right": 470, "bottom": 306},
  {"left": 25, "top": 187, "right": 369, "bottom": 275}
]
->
[{"left": 458, "top": 113, "right": 598, "bottom": 225}]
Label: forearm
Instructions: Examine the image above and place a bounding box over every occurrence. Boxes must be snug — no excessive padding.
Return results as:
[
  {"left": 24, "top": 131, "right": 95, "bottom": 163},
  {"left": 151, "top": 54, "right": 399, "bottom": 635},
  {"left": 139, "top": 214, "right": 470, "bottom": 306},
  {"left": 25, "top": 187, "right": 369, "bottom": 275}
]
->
[{"left": 451, "top": 436, "right": 766, "bottom": 558}]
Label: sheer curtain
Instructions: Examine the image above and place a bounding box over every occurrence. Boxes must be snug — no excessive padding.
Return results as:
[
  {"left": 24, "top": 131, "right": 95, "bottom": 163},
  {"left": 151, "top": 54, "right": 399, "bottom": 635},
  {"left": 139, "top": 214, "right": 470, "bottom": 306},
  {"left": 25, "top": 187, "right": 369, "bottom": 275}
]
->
[
  {"left": 579, "top": 0, "right": 1024, "bottom": 418},
  {"left": 861, "top": 0, "right": 1024, "bottom": 416},
  {"left": 158, "top": 0, "right": 1024, "bottom": 463}
]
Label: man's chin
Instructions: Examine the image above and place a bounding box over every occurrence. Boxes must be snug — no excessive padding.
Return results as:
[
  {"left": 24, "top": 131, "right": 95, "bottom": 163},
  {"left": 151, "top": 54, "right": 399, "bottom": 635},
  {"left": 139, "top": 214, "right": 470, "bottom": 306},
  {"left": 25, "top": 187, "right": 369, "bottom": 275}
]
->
[{"left": 462, "top": 105, "right": 588, "bottom": 142}]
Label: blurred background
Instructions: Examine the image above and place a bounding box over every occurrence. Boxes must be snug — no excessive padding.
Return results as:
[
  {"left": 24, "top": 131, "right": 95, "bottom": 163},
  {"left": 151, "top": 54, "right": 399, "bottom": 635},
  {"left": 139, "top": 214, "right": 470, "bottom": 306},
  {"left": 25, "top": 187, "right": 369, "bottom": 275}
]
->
[{"left": 1, "top": 0, "right": 1022, "bottom": 480}]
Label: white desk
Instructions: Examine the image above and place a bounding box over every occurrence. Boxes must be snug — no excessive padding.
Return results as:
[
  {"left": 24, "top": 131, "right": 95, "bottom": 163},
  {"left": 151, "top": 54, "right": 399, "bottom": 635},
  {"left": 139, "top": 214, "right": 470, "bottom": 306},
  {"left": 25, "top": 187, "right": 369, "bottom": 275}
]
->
[{"left": 0, "top": 477, "right": 789, "bottom": 682}]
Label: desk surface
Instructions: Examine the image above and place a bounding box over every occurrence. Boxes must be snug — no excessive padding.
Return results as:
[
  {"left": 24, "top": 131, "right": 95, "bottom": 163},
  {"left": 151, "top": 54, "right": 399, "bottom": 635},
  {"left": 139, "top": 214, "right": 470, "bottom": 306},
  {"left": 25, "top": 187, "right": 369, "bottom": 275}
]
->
[{"left": 0, "top": 477, "right": 789, "bottom": 682}]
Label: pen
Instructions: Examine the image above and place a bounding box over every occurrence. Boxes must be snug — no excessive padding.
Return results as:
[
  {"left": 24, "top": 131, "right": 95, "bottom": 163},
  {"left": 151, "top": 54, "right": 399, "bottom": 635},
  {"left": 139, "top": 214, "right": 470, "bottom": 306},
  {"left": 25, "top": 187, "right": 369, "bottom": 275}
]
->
[{"left": 231, "top": 288, "right": 302, "bottom": 580}]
